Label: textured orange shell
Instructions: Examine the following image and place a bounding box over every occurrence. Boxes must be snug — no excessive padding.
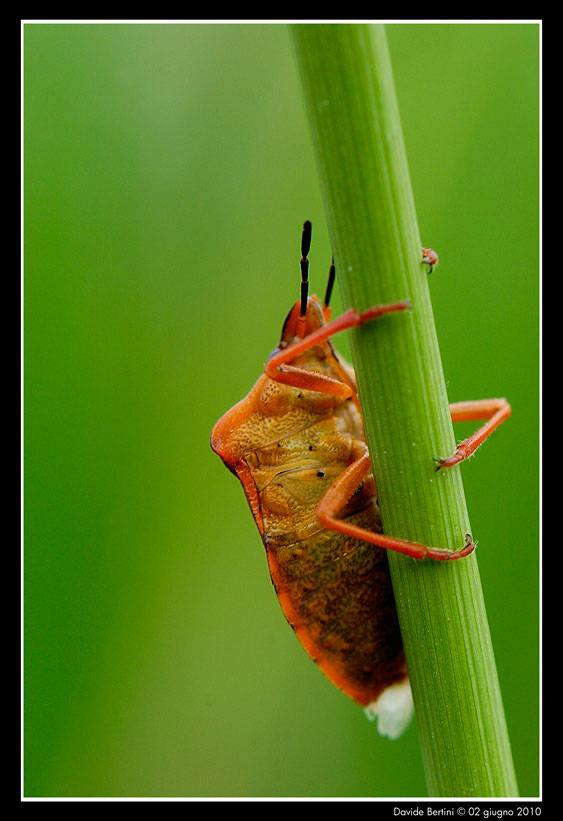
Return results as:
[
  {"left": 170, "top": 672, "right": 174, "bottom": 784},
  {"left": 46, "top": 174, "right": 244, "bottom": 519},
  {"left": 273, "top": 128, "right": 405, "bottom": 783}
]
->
[{"left": 211, "top": 298, "right": 407, "bottom": 707}]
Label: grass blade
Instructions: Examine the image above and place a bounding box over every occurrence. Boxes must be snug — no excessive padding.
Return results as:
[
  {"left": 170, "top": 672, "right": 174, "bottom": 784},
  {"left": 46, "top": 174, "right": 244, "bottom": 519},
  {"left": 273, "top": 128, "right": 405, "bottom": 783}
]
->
[{"left": 290, "top": 22, "right": 518, "bottom": 798}]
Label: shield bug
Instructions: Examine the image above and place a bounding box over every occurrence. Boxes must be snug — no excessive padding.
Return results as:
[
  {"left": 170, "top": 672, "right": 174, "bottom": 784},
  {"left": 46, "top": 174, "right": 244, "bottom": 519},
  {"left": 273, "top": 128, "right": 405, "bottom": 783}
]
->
[{"left": 211, "top": 221, "right": 510, "bottom": 738}]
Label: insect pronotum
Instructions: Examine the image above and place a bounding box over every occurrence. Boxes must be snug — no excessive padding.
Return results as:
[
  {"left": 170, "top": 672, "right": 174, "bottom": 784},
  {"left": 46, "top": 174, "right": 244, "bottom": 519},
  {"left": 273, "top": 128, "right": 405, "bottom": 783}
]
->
[{"left": 211, "top": 221, "right": 510, "bottom": 738}]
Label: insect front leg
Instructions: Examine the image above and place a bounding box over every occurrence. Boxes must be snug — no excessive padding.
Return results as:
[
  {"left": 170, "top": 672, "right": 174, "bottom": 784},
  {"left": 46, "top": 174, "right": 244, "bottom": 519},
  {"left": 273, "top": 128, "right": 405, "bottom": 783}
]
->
[
  {"left": 435, "top": 399, "right": 511, "bottom": 469},
  {"left": 316, "top": 443, "right": 475, "bottom": 562},
  {"left": 265, "top": 301, "right": 410, "bottom": 397}
]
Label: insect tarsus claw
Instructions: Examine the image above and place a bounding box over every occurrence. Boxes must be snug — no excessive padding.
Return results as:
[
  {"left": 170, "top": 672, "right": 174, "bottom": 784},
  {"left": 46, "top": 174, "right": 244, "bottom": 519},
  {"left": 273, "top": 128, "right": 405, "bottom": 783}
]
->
[{"left": 456, "top": 533, "right": 475, "bottom": 558}]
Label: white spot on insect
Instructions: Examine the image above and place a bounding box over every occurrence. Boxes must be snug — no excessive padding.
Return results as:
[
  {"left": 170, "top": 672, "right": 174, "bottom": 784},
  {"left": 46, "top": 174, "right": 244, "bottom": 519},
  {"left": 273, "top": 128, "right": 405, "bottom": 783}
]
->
[
  {"left": 347, "top": 265, "right": 353, "bottom": 272},
  {"left": 364, "top": 678, "right": 413, "bottom": 740}
]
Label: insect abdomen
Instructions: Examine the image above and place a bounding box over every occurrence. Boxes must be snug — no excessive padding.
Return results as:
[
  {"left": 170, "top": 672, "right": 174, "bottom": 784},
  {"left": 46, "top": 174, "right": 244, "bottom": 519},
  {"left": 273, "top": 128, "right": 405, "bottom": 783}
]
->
[{"left": 265, "top": 506, "right": 406, "bottom": 707}]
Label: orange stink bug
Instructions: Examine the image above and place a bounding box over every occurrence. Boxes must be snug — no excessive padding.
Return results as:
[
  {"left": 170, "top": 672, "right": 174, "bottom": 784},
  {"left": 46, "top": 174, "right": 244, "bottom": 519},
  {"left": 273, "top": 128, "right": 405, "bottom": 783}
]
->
[{"left": 211, "top": 221, "right": 510, "bottom": 738}]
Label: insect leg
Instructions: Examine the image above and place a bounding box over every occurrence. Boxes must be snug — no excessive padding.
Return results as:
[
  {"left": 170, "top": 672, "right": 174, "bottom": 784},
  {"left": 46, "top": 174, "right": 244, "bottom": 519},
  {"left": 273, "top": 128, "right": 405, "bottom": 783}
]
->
[
  {"left": 266, "top": 301, "right": 410, "bottom": 396},
  {"left": 421, "top": 247, "right": 438, "bottom": 273},
  {"left": 435, "top": 398, "right": 511, "bottom": 469},
  {"left": 317, "top": 445, "right": 475, "bottom": 561}
]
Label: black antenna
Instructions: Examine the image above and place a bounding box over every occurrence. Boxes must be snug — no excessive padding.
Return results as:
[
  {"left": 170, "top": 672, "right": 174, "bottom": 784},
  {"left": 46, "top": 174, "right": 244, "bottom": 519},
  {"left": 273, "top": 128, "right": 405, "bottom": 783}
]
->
[
  {"left": 300, "top": 220, "right": 312, "bottom": 317},
  {"left": 324, "top": 258, "right": 336, "bottom": 309}
]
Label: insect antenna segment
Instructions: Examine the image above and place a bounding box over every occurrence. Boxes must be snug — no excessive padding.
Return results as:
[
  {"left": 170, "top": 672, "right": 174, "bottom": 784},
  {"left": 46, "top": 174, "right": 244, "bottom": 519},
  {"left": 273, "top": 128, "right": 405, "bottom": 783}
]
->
[
  {"left": 297, "top": 220, "right": 313, "bottom": 338},
  {"left": 300, "top": 220, "right": 312, "bottom": 317},
  {"left": 324, "top": 258, "right": 336, "bottom": 310}
]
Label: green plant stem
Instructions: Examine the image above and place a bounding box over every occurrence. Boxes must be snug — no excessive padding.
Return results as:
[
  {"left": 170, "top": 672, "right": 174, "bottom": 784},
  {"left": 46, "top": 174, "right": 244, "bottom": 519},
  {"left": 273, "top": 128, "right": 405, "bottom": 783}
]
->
[{"left": 290, "top": 23, "right": 518, "bottom": 798}]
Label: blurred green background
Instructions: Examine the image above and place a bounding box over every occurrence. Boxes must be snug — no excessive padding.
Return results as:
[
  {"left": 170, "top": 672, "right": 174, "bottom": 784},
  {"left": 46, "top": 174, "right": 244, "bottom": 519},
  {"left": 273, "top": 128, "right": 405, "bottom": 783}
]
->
[{"left": 24, "top": 23, "right": 539, "bottom": 798}]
